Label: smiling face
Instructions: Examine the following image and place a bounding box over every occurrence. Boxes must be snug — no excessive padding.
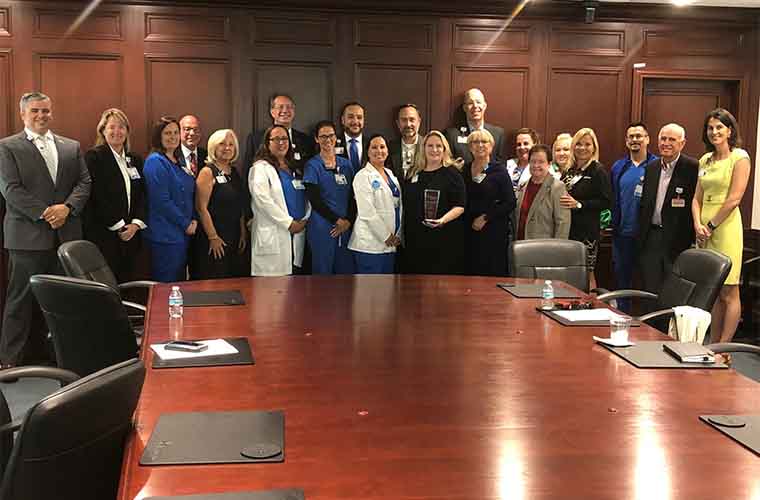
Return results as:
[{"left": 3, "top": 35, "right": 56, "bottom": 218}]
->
[
  {"left": 397, "top": 106, "right": 420, "bottom": 141},
  {"left": 574, "top": 134, "right": 595, "bottom": 163},
  {"left": 424, "top": 135, "right": 445, "bottom": 166},
  {"left": 316, "top": 125, "right": 337, "bottom": 155},
  {"left": 341, "top": 105, "right": 365, "bottom": 138},
  {"left": 103, "top": 116, "right": 128, "bottom": 151},
  {"left": 529, "top": 150, "right": 550, "bottom": 181},
  {"left": 21, "top": 98, "right": 53, "bottom": 135},
  {"left": 658, "top": 126, "right": 685, "bottom": 163},
  {"left": 270, "top": 96, "right": 295, "bottom": 128},
  {"left": 368, "top": 136, "right": 389, "bottom": 167},
  {"left": 706, "top": 117, "right": 731, "bottom": 149},
  {"left": 215, "top": 133, "right": 237, "bottom": 163},
  {"left": 179, "top": 115, "right": 201, "bottom": 150},
  {"left": 463, "top": 89, "right": 486, "bottom": 124},
  {"left": 553, "top": 138, "right": 571, "bottom": 168},
  {"left": 469, "top": 136, "right": 493, "bottom": 162},
  {"left": 160, "top": 122, "right": 180, "bottom": 153},
  {"left": 515, "top": 133, "right": 535, "bottom": 164},
  {"left": 625, "top": 126, "right": 649, "bottom": 155},
  {"left": 268, "top": 127, "right": 291, "bottom": 160}
]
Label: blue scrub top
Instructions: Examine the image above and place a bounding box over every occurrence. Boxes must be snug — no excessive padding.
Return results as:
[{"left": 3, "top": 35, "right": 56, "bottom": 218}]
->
[
  {"left": 303, "top": 155, "right": 355, "bottom": 218},
  {"left": 277, "top": 168, "right": 306, "bottom": 220},
  {"left": 386, "top": 175, "right": 401, "bottom": 234}
]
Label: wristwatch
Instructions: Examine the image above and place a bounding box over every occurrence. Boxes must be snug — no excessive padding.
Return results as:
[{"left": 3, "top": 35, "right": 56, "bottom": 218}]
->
[
  {"left": 576, "top": 201, "right": 582, "bottom": 209},
  {"left": 707, "top": 221, "right": 717, "bottom": 231},
  {"left": 64, "top": 202, "right": 74, "bottom": 215}
]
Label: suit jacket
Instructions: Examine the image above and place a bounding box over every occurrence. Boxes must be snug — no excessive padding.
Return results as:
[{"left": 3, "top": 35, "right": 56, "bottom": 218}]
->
[
  {"left": 444, "top": 123, "right": 505, "bottom": 164},
  {"left": 0, "top": 131, "right": 91, "bottom": 250},
  {"left": 515, "top": 175, "right": 571, "bottom": 240},
  {"left": 336, "top": 131, "right": 370, "bottom": 171},
  {"left": 388, "top": 135, "right": 423, "bottom": 181},
  {"left": 177, "top": 146, "right": 208, "bottom": 175},
  {"left": 638, "top": 153, "right": 699, "bottom": 260}
]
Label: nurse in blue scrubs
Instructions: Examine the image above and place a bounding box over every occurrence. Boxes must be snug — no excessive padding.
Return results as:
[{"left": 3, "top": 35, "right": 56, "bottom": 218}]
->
[
  {"left": 348, "top": 134, "right": 402, "bottom": 273},
  {"left": 303, "top": 120, "right": 357, "bottom": 274}
]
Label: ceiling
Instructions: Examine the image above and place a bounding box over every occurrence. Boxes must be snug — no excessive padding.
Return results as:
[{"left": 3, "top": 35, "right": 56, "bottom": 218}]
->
[{"left": 598, "top": 0, "right": 760, "bottom": 7}]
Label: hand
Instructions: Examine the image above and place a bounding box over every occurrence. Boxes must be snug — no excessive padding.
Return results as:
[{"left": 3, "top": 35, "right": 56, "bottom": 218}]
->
[
  {"left": 694, "top": 223, "right": 711, "bottom": 244},
  {"left": 238, "top": 235, "right": 247, "bottom": 253},
  {"left": 208, "top": 237, "right": 227, "bottom": 259},
  {"left": 185, "top": 220, "right": 198, "bottom": 235},
  {"left": 288, "top": 219, "right": 306, "bottom": 234},
  {"left": 330, "top": 218, "right": 351, "bottom": 238},
  {"left": 472, "top": 214, "right": 487, "bottom": 232},
  {"left": 42, "top": 204, "right": 70, "bottom": 229},
  {"left": 559, "top": 194, "right": 579, "bottom": 209},
  {"left": 118, "top": 224, "right": 139, "bottom": 242},
  {"left": 384, "top": 234, "right": 401, "bottom": 247}
]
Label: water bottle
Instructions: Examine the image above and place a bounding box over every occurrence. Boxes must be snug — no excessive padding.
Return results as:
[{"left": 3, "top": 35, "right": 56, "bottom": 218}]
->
[
  {"left": 169, "top": 286, "right": 183, "bottom": 318},
  {"left": 541, "top": 280, "right": 555, "bottom": 310}
]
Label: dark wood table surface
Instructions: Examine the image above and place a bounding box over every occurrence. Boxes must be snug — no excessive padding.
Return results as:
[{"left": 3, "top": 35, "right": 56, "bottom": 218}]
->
[{"left": 118, "top": 276, "right": 760, "bottom": 500}]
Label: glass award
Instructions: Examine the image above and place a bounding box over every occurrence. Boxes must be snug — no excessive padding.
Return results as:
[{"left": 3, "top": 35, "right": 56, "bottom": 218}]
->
[{"left": 423, "top": 189, "right": 440, "bottom": 226}]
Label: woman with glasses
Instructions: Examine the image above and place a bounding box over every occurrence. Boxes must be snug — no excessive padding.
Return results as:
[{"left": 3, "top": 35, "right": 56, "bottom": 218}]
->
[
  {"left": 303, "top": 120, "right": 357, "bottom": 274},
  {"left": 463, "top": 129, "right": 515, "bottom": 276},
  {"left": 249, "top": 125, "right": 310, "bottom": 276}
]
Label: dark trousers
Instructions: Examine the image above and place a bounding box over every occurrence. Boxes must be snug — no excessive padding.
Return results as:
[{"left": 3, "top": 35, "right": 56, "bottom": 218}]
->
[
  {"left": 612, "top": 235, "right": 637, "bottom": 313},
  {"left": 639, "top": 226, "right": 674, "bottom": 303},
  {"left": 1, "top": 249, "right": 61, "bottom": 364}
]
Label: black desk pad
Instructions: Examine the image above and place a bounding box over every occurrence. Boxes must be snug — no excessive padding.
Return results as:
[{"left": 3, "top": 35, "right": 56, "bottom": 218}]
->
[
  {"left": 151, "top": 337, "right": 254, "bottom": 369},
  {"left": 540, "top": 309, "right": 641, "bottom": 327},
  {"left": 140, "top": 410, "right": 284, "bottom": 465},
  {"left": 498, "top": 283, "right": 580, "bottom": 299},
  {"left": 700, "top": 415, "right": 760, "bottom": 456},
  {"left": 183, "top": 290, "right": 245, "bottom": 307},
  {"left": 601, "top": 341, "right": 728, "bottom": 369},
  {"left": 145, "top": 489, "right": 304, "bottom": 500}
]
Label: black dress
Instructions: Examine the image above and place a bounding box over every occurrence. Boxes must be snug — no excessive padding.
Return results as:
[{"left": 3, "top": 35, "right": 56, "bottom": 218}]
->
[
  {"left": 192, "top": 164, "right": 247, "bottom": 279},
  {"left": 402, "top": 166, "right": 467, "bottom": 275},
  {"left": 463, "top": 162, "right": 516, "bottom": 276}
]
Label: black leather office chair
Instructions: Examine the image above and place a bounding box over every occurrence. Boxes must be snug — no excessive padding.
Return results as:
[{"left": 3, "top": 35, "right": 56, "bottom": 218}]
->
[
  {"left": 57, "top": 240, "right": 156, "bottom": 315},
  {"left": 510, "top": 239, "right": 589, "bottom": 292},
  {"left": 0, "top": 358, "right": 145, "bottom": 500},
  {"left": 597, "top": 248, "right": 732, "bottom": 328},
  {"left": 30, "top": 275, "right": 139, "bottom": 377}
]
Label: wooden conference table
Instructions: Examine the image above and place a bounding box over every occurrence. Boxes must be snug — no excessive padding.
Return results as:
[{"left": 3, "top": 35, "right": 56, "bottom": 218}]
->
[{"left": 118, "top": 276, "right": 760, "bottom": 499}]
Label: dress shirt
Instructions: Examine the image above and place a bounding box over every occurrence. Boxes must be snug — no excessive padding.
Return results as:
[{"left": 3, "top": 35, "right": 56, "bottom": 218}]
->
[
  {"left": 401, "top": 136, "right": 419, "bottom": 176},
  {"left": 466, "top": 121, "right": 484, "bottom": 132},
  {"left": 180, "top": 143, "right": 198, "bottom": 176},
  {"left": 108, "top": 146, "right": 146, "bottom": 231},
  {"left": 25, "top": 127, "right": 58, "bottom": 183},
  {"left": 344, "top": 132, "right": 363, "bottom": 163},
  {"left": 652, "top": 154, "right": 679, "bottom": 226}
]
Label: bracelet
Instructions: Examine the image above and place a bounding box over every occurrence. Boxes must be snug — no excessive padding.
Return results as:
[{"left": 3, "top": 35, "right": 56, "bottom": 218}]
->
[
  {"left": 707, "top": 221, "right": 717, "bottom": 231},
  {"left": 208, "top": 235, "right": 221, "bottom": 241}
]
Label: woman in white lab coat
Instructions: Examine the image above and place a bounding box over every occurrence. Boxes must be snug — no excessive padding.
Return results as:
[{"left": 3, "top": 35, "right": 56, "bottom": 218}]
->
[
  {"left": 249, "top": 125, "right": 310, "bottom": 276},
  {"left": 348, "top": 134, "right": 403, "bottom": 274}
]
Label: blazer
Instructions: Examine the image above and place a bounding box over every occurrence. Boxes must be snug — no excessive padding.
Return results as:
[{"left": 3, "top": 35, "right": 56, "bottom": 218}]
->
[
  {"left": 388, "top": 136, "right": 423, "bottom": 181},
  {"left": 444, "top": 123, "right": 505, "bottom": 164},
  {"left": 83, "top": 144, "right": 146, "bottom": 239},
  {"left": 336, "top": 132, "right": 370, "bottom": 169},
  {"left": 565, "top": 160, "right": 611, "bottom": 243},
  {"left": 249, "top": 159, "right": 311, "bottom": 276},
  {"left": 638, "top": 153, "right": 699, "bottom": 260},
  {"left": 348, "top": 164, "right": 403, "bottom": 254},
  {"left": 143, "top": 152, "right": 196, "bottom": 245},
  {"left": 177, "top": 146, "right": 207, "bottom": 174},
  {"left": 515, "top": 175, "right": 571, "bottom": 240},
  {"left": 0, "top": 131, "right": 91, "bottom": 250}
]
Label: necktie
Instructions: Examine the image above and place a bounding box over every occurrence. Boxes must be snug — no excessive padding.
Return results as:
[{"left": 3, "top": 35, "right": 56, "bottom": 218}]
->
[
  {"left": 36, "top": 136, "right": 57, "bottom": 185},
  {"left": 349, "top": 138, "right": 360, "bottom": 171},
  {"left": 189, "top": 151, "right": 198, "bottom": 176}
]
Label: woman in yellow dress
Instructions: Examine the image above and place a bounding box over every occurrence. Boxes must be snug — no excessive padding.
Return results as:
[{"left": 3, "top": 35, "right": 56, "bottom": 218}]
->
[{"left": 692, "top": 108, "right": 751, "bottom": 343}]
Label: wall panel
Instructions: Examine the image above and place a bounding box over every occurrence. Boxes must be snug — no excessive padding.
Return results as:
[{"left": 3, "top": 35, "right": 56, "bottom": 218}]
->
[
  {"left": 145, "top": 13, "right": 229, "bottom": 43},
  {"left": 550, "top": 28, "right": 625, "bottom": 56},
  {"left": 644, "top": 30, "right": 744, "bottom": 57},
  {"left": 355, "top": 18, "right": 433, "bottom": 50},
  {"left": 453, "top": 21, "right": 530, "bottom": 53},
  {"left": 0, "top": 49, "right": 11, "bottom": 139},
  {"left": 34, "top": 9, "right": 122, "bottom": 40},
  {"left": 0, "top": 6, "right": 10, "bottom": 37},
  {"left": 251, "top": 14, "right": 335, "bottom": 46}
]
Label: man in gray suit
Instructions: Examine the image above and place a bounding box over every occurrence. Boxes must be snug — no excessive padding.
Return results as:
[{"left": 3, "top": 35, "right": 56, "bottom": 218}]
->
[{"left": 0, "top": 92, "right": 91, "bottom": 367}]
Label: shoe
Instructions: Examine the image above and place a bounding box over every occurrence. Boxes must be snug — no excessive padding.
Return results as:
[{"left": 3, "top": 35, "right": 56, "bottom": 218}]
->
[{"left": 0, "top": 363, "right": 18, "bottom": 384}]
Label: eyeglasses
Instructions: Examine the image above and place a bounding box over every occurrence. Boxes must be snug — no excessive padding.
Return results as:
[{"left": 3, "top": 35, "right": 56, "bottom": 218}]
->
[
  {"left": 269, "top": 136, "right": 289, "bottom": 144},
  {"left": 470, "top": 140, "right": 491, "bottom": 145},
  {"left": 272, "top": 104, "right": 295, "bottom": 111},
  {"left": 317, "top": 133, "right": 336, "bottom": 141}
]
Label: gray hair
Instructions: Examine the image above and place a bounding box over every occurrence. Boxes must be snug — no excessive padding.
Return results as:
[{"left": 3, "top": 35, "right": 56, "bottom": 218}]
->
[
  {"left": 19, "top": 92, "right": 51, "bottom": 112},
  {"left": 660, "top": 123, "right": 686, "bottom": 140}
]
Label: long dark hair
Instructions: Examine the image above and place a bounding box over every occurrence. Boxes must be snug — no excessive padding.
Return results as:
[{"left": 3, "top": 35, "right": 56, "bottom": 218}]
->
[
  {"left": 702, "top": 107, "right": 742, "bottom": 152},
  {"left": 150, "top": 116, "right": 179, "bottom": 156},
  {"left": 253, "top": 125, "right": 294, "bottom": 169}
]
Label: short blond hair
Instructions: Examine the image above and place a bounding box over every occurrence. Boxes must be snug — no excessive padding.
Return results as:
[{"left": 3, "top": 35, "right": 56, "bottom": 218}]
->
[
  {"left": 569, "top": 128, "right": 600, "bottom": 168},
  {"left": 407, "top": 130, "right": 463, "bottom": 179},
  {"left": 95, "top": 108, "right": 131, "bottom": 152},
  {"left": 206, "top": 129, "right": 239, "bottom": 165},
  {"left": 467, "top": 129, "right": 495, "bottom": 146}
]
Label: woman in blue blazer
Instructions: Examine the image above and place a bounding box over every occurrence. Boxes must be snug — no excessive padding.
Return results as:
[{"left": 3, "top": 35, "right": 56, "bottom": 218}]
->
[{"left": 143, "top": 116, "right": 198, "bottom": 282}]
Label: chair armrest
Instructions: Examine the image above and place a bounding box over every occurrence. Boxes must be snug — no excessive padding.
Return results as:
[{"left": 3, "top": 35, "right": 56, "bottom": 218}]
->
[
  {"left": 118, "top": 280, "right": 158, "bottom": 292},
  {"left": 638, "top": 308, "right": 675, "bottom": 323},
  {"left": 590, "top": 287, "right": 610, "bottom": 295},
  {"left": 0, "top": 419, "right": 23, "bottom": 435},
  {"left": 744, "top": 255, "right": 760, "bottom": 267},
  {"left": 706, "top": 342, "right": 760, "bottom": 356},
  {"left": 0, "top": 366, "right": 79, "bottom": 384},
  {"left": 597, "top": 289, "right": 659, "bottom": 303},
  {"left": 122, "top": 301, "right": 146, "bottom": 313}
]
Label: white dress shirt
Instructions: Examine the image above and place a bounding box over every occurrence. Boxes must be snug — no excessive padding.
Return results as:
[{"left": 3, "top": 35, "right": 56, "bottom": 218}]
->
[
  {"left": 652, "top": 154, "right": 679, "bottom": 226},
  {"left": 25, "top": 127, "right": 58, "bottom": 183},
  {"left": 180, "top": 143, "right": 198, "bottom": 176},
  {"left": 344, "top": 133, "right": 363, "bottom": 164},
  {"left": 108, "top": 146, "right": 146, "bottom": 231}
]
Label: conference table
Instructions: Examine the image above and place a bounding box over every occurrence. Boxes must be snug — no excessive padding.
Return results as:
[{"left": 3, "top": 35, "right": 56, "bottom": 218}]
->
[{"left": 118, "top": 275, "right": 760, "bottom": 499}]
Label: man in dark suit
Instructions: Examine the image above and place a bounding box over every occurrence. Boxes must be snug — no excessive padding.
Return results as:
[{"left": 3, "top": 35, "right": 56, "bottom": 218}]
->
[
  {"left": 177, "top": 114, "right": 207, "bottom": 176},
  {"left": 388, "top": 103, "right": 423, "bottom": 181},
  {"left": 444, "top": 88, "right": 505, "bottom": 164},
  {"left": 638, "top": 123, "right": 699, "bottom": 296},
  {"left": 0, "top": 92, "right": 91, "bottom": 367},
  {"left": 337, "top": 102, "right": 369, "bottom": 173}
]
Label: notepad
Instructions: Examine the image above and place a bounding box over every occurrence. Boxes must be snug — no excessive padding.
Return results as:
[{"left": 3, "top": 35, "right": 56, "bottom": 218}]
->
[
  {"left": 663, "top": 342, "right": 715, "bottom": 363},
  {"left": 553, "top": 308, "right": 625, "bottom": 322},
  {"left": 151, "top": 339, "right": 239, "bottom": 360}
]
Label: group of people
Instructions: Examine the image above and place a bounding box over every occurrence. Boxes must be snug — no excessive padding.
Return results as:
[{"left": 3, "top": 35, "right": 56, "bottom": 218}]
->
[{"left": 0, "top": 88, "right": 751, "bottom": 367}]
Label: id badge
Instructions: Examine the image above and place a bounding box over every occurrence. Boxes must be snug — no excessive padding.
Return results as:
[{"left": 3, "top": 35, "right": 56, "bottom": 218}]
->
[
  {"left": 293, "top": 152, "right": 301, "bottom": 161},
  {"left": 215, "top": 175, "right": 228, "bottom": 184},
  {"left": 698, "top": 168, "right": 706, "bottom": 177},
  {"left": 411, "top": 174, "right": 419, "bottom": 183},
  {"left": 634, "top": 184, "right": 643, "bottom": 197},
  {"left": 671, "top": 198, "right": 685, "bottom": 208},
  {"left": 292, "top": 179, "right": 305, "bottom": 190},
  {"left": 127, "top": 167, "right": 140, "bottom": 180},
  {"left": 457, "top": 136, "right": 468, "bottom": 144},
  {"left": 473, "top": 173, "right": 486, "bottom": 184},
  {"left": 335, "top": 146, "right": 345, "bottom": 155},
  {"left": 335, "top": 174, "right": 348, "bottom": 185}
]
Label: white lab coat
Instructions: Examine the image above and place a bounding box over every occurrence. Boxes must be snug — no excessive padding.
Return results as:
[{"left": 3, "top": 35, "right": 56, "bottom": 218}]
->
[
  {"left": 249, "top": 159, "right": 311, "bottom": 276},
  {"left": 348, "top": 164, "right": 403, "bottom": 254}
]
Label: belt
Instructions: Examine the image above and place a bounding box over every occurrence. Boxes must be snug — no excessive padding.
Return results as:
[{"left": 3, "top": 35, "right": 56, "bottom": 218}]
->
[{"left": 651, "top": 224, "right": 663, "bottom": 229}]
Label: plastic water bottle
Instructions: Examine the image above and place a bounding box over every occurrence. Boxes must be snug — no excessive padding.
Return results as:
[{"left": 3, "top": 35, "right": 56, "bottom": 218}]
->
[
  {"left": 169, "top": 286, "right": 183, "bottom": 318},
  {"left": 541, "top": 280, "right": 555, "bottom": 310}
]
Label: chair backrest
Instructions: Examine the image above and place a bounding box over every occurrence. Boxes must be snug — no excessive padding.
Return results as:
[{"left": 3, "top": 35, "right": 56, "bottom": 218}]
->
[
  {"left": 30, "top": 275, "right": 138, "bottom": 377},
  {"left": 657, "top": 248, "right": 732, "bottom": 311},
  {"left": 509, "top": 239, "right": 589, "bottom": 292},
  {"left": 0, "top": 358, "right": 145, "bottom": 500},
  {"left": 57, "top": 240, "right": 119, "bottom": 291}
]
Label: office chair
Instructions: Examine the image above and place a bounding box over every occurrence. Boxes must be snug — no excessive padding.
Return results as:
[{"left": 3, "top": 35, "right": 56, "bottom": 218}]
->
[
  {"left": 0, "top": 358, "right": 145, "bottom": 500},
  {"left": 510, "top": 239, "right": 589, "bottom": 292},
  {"left": 30, "top": 275, "right": 139, "bottom": 378},
  {"left": 57, "top": 240, "right": 156, "bottom": 315},
  {"left": 597, "top": 248, "right": 732, "bottom": 329}
]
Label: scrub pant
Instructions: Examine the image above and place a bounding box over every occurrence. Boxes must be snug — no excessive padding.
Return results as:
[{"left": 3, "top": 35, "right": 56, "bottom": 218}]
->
[
  {"left": 612, "top": 235, "right": 636, "bottom": 313},
  {"left": 354, "top": 251, "right": 395, "bottom": 274}
]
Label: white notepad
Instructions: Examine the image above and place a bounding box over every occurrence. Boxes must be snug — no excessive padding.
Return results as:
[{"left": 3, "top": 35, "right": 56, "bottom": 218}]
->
[
  {"left": 150, "top": 339, "right": 239, "bottom": 360},
  {"left": 553, "top": 308, "right": 625, "bottom": 322}
]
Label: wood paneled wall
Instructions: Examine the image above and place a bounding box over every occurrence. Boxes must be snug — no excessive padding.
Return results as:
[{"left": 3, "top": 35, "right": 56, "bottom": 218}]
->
[{"left": 0, "top": 0, "right": 758, "bottom": 212}]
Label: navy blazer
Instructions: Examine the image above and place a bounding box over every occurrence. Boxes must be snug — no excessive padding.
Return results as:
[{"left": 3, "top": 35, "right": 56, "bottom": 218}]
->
[{"left": 143, "top": 152, "right": 195, "bottom": 245}]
